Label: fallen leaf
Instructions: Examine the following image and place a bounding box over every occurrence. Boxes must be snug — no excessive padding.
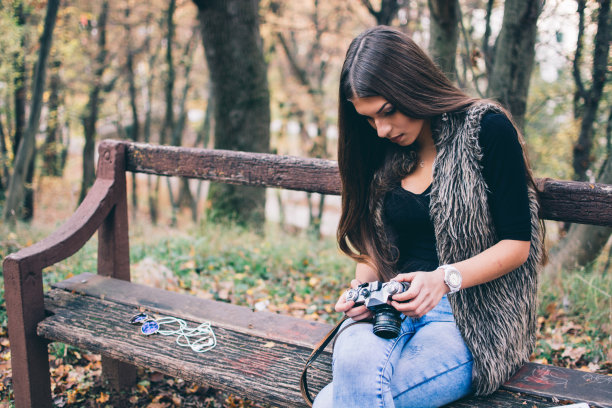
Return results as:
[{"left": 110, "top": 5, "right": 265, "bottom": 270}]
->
[
  {"left": 67, "top": 390, "right": 78, "bottom": 404},
  {"left": 562, "top": 346, "right": 586, "bottom": 361},
  {"left": 96, "top": 392, "right": 109, "bottom": 403},
  {"left": 263, "top": 342, "right": 276, "bottom": 348},
  {"left": 289, "top": 302, "right": 307, "bottom": 310}
]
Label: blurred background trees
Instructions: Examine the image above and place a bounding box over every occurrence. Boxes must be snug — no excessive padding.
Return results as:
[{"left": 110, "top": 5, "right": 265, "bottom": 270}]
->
[{"left": 0, "top": 0, "right": 609, "bottom": 271}]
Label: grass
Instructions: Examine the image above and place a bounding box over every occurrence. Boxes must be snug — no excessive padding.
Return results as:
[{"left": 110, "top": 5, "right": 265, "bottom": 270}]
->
[{"left": 536, "top": 263, "right": 611, "bottom": 371}]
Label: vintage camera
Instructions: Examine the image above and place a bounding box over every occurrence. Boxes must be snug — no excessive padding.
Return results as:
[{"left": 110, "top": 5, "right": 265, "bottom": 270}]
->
[{"left": 345, "top": 281, "right": 410, "bottom": 339}]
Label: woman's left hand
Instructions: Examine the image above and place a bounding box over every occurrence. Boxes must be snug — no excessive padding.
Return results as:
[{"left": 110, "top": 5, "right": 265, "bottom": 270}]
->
[{"left": 390, "top": 269, "right": 448, "bottom": 318}]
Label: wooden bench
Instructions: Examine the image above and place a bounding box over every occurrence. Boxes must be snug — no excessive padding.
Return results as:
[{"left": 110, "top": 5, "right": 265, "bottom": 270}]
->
[{"left": 4, "top": 139, "right": 612, "bottom": 408}]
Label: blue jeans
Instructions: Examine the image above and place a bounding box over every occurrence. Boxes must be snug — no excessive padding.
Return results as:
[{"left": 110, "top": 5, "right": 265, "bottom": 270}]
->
[{"left": 313, "top": 296, "right": 473, "bottom": 408}]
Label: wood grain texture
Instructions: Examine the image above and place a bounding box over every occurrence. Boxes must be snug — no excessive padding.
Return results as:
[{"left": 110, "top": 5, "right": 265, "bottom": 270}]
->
[
  {"left": 503, "top": 362, "right": 612, "bottom": 408},
  {"left": 536, "top": 178, "right": 612, "bottom": 226},
  {"left": 53, "top": 273, "right": 334, "bottom": 350},
  {"left": 39, "top": 289, "right": 331, "bottom": 408},
  {"left": 123, "top": 141, "right": 612, "bottom": 226},
  {"left": 125, "top": 142, "right": 341, "bottom": 195}
]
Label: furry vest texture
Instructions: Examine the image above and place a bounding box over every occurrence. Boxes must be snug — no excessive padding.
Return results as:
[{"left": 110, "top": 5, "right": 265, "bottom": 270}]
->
[{"left": 428, "top": 103, "right": 544, "bottom": 395}]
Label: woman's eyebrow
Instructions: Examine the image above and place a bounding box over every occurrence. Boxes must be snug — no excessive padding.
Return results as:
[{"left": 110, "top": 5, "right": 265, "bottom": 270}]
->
[{"left": 376, "top": 102, "right": 391, "bottom": 114}]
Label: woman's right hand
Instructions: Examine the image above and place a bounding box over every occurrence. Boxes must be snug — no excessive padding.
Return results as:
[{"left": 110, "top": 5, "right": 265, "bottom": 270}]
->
[{"left": 335, "top": 279, "right": 373, "bottom": 321}]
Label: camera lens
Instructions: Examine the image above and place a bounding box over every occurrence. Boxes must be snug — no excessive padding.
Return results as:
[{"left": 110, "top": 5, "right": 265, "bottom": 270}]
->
[{"left": 372, "top": 305, "right": 402, "bottom": 339}]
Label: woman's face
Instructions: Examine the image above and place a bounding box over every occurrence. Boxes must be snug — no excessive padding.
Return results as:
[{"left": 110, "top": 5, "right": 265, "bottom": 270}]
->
[{"left": 351, "top": 96, "right": 429, "bottom": 147}]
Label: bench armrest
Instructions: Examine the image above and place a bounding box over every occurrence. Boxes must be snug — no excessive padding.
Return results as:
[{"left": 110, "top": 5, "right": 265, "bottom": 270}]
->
[
  {"left": 4, "top": 177, "right": 118, "bottom": 271},
  {"left": 4, "top": 140, "right": 126, "bottom": 272}
]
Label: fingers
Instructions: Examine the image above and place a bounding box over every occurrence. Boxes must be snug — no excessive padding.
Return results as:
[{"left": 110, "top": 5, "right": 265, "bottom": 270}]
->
[
  {"left": 350, "top": 279, "right": 363, "bottom": 289},
  {"left": 391, "top": 272, "right": 443, "bottom": 318},
  {"left": 335, "top": 294, "right": 354, "bottom": 313},
  {"left": 391, "top": 273, "right": 415, "bottom": 283},
  {"left": 392, "top": 274, "right": 419, "bottom": 302},
  {"left": 345, "top": 305, "right": 373, "bottom": 321},
  {"left": 392, "top": 292, "right": 434, "bottom": 318}
]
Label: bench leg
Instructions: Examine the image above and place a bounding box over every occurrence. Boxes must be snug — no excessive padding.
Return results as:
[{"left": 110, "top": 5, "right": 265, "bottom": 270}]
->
[
  {"left": 102, "top": 357, "right": 137, "bottom": 389},
  {"left": 3, "top": 259, "right": 53, "bottom": 408}
]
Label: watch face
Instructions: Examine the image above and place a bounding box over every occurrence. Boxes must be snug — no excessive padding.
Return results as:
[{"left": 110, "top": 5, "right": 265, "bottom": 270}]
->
[{"left": 448, "top": 272, "right": 461, "bottom": 286}]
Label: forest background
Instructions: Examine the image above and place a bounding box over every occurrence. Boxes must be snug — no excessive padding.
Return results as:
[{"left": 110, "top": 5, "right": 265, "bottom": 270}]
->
[{"left": 0, "top": 0, "right": 610, "bottom": 406}]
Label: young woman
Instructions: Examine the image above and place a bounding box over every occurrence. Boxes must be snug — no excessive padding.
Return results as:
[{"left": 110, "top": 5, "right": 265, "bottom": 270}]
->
[{"left": 313, "top": 26, "right": 544, "bottom": 407}]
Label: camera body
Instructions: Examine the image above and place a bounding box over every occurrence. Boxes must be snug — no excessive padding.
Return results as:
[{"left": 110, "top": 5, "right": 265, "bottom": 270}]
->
[{"left": 345, "top": 281, "right": 410, "bottom": 339}]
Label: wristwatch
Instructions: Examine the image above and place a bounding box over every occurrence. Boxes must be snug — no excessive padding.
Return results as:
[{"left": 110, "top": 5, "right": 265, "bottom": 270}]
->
[{"left": 439, "top": 264, "right": 462, "bottom": 293}]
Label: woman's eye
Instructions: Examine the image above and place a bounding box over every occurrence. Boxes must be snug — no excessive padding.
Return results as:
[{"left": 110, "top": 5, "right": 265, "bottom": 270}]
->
[{"left": 383, "top": 107, "right": 396, "bottom": 116}]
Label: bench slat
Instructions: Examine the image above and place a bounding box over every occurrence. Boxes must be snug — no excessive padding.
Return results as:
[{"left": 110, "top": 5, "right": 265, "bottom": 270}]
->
[
  {"left": 503, "top": 363, "right": 612, "bottom": 408},
  {"left": 39, "top": 288, "right": 332, "bottom": 407},
  {"left": 52, "top": 273, "right": 332, "bottom": 350}
]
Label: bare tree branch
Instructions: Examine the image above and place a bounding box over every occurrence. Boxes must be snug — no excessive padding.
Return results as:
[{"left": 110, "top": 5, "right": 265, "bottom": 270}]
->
[
  {"left": 276, "top": 32, "right": 314, "bottom": 92},
  {"left": 458, "top": 2, "right": 484, "bottom": 97},
  {"left": 482, "top": 0, "right": 495, "bottom": 76},
  {"left": 573, "top": 0, "right": 587, "bottom": 108}
]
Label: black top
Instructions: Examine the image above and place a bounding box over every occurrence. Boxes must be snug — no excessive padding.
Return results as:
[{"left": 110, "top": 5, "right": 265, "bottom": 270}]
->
[{"left": 382, "top": 112, "right": 532, "bottom": 274}]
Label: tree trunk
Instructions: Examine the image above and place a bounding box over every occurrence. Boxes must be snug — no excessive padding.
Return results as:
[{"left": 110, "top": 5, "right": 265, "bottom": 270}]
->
[
  {"left": 194, "top": 0, "right": 270, "bottom": 228},
  {"left": 42, "top": 57, "right": 63, "bottom": 177},
  {"left": 428, "top": 0, "right": 459, "bottom": 81},
  {"left": 487, "top": 0, "right": 543, "bottom": 131},
  {"left": 3, "top": 0, "right": 60, "bottom": 222},
  {"left": 0, "top": 119, "right": 8, "bottom": 194},
  {"left": 544, "top": 0, "right": 612, "bottom": 275},
  {"left": 142, "top": 13, "right": 161, "bottom": 224},
  {"left": 162, "top": 0, "right": 178, "bottom": 226},
  {"left": 79, "top": 0, "right": 109, "bottom": 204},
  {"left": 12, "top": 2, "right": 27, "bottom": 159},
  {"left": 176, "top": 37, "right": 199, "bottom": 221},
  {"left": 571, "top": 0, "right": 611, "bottom": 181},
  {"left": 125, "top": 3, "right": 139, "bottom": 216}
]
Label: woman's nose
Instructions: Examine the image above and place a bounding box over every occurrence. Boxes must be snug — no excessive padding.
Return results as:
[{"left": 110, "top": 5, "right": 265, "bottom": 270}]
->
[{"left": 375, "top": 119, "right": 391, "bottom": 138}]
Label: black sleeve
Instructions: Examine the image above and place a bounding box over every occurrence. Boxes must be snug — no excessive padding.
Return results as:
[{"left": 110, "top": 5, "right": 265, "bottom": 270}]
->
[{"left": 478, "top": 113, "right": 531, "bottom": 241}]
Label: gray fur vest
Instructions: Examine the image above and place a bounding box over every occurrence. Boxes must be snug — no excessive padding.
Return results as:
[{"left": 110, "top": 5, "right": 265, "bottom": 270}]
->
[{"left": 377, "top": 103, "right": 544, "bottom": 395}]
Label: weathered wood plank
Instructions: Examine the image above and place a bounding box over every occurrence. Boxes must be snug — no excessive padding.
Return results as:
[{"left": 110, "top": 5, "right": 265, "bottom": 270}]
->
[
  {"left": 39, "top": 288, "right": 331, "bottom": 408},
  {"left": 446, "top": 390, "right": 560, "bottom": 407},
  {"left": 52, "top": 273, "right": 333, "bottom": 350},
  {"left": 125, "top": 142, "right": 341, "bottom": 195},
  {"left": 503, "top": 362, "right": 612, "bottom": 408},
  {"left": 124, "top": 141, "right": 612, "bottom": 226},
  {"left": 536, "top": 178, "right": 612, "bottom": 226}
]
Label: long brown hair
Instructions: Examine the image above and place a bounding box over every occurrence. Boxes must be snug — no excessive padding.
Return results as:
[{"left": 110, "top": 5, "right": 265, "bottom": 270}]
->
[{"left": 336, "top": 26, "right": 540, "bottom": 281}]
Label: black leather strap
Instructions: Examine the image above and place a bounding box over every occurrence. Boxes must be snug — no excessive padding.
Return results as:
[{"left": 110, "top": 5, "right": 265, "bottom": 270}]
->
[
  {"left": 300, "top": 317, "right": 371, "bottom": 406},
  {"left": 300, "top": 317, "right": 347, "bottom": 406}
]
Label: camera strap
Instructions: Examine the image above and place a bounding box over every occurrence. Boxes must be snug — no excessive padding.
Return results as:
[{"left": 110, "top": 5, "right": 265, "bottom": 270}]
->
[{"left": 300, "top": 317, "right": 371, "bottom": 406}]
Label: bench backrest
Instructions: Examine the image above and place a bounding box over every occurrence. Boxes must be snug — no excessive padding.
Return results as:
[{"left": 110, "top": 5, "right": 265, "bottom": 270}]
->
[{"left": 121, "top": 140, "right": 612, "bottom": 227}]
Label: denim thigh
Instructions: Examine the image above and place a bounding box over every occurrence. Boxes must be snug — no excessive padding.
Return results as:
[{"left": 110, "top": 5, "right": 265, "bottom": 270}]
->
[
  {"left": 313, "top": 296, "right": 473, "bottom": 408},
  {"left": 390, "top": 299, "right": 473, "bottom": 407}
]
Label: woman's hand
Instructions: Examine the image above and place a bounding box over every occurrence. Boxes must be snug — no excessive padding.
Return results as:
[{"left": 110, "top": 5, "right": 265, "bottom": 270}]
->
[
  {"left": 335, "top": 279, "right": 373, "bottom": 321},
  {"left": 390, "top": 269, "right": 448, "bottom": 318}
]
